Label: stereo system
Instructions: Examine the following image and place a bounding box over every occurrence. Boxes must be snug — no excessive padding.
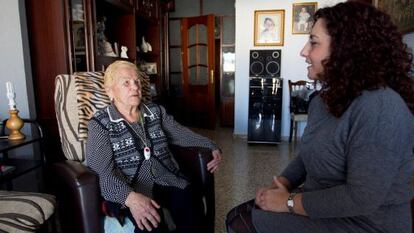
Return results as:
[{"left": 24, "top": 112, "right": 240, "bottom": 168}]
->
[
  {"left": 249, "top": 50, "right": 281, "bottom": 77},
  {"left": 247, "top": 77, "right": 283, "bottom": 144}
]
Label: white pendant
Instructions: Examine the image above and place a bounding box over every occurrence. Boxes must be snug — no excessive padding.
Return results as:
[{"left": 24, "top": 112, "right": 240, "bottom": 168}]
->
[{"left": 144, "top": 147, "right": 151, "bottom": 160}]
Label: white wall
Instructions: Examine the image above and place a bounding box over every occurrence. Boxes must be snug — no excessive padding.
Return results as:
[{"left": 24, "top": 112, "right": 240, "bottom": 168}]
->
[
  {"left": 0, "top": 0, "right": 35, "bottom": 121},
  {"left": 234, "top": 0, "right": 345, "bottom": 136},
  {"left": 403, "top": 32, "right": 414, "bottom": 55}
]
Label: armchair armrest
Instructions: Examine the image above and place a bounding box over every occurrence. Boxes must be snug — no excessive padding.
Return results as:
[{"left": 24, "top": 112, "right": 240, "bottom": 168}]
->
[
  {"left": 169, "top": 145, "right": 215, "bottom": 233},
  {"left": 51, "top": 160, "right": 103, "bottom": 233},
  {"left": 169, "top": 145, "right": 213, "bottom": 191}
]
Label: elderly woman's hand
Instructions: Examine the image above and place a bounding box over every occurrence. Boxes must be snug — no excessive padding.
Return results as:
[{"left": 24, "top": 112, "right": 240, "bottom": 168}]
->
[
  {"left": 125, "top": 191, "right": 161, "bottom": 231},
  {"left": 207, "top": 149, "right": 222, "bottom": 173}
]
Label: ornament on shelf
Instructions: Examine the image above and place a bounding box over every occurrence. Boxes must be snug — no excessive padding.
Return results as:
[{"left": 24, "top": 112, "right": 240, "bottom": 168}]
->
[
  {"left": 141, "top": 36, "right": 150, "bottom": 53},
  {"left": 72, "top": 4, "right": 84, "bottom": 21},
  {"left": 147, "top": 42, "right": 152, "bottom": 52},
  {"left": 114, "top": 42, "right": 119, "bottom": 57},
  {"left": 120, "top": 46, "right": 129, "bottom": 58},
  {"left": 104, "top": 41, "right": 117, "bottom": 57}
]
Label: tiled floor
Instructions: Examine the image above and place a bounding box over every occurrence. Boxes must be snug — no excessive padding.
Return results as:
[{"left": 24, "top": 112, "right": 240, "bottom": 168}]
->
[{"left": 192, "top": 127, "right": 298, "bottom": 233}]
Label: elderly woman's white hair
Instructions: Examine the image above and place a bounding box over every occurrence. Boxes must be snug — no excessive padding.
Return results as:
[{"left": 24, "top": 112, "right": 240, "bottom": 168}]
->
[{"left": 104, "top": 60, "right": 143, "bottom": 89}]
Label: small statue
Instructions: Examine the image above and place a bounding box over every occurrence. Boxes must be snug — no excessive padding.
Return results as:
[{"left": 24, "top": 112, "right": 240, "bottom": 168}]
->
[
  {"left": 96, "top": 19, "right": 106, "bottom": 55},
  {"left": 104, "top": 41, "right": 117, "bottom": 57},
  {"left": 147, "top": 42, "right": 152, "bottom": 52},
  {"left": 141, "top": 36, "right": 149, "bottom": 53},
  {"left": 120, "top": 46, "right": 128, "bottom": 58}
]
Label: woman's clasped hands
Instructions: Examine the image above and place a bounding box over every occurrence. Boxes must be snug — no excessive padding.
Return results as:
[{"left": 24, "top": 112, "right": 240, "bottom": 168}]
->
[{"left": 255, "top": 176, "right": 290, "bottom": 213}]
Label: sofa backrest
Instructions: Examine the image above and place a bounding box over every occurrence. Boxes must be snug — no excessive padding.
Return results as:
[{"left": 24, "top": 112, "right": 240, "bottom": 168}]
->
[{"left": 54, "top": 71, "right": 151, "bottom": 161}]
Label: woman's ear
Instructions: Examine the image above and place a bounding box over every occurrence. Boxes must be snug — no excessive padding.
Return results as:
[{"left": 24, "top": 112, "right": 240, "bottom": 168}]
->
[{"left": 106, "top": 87, "right": 114, "bottom": 101}]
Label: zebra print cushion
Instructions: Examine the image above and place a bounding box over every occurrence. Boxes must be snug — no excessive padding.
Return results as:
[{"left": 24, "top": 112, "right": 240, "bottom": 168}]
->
[
  {"left": 0, "top": 191, "right": 55, "bottom": 233},
  {"left": 55, "top": 74, "right": 87, "bottom": 161},
  {"left": 55, "top": 71, "right": 152, "bottom": 161},
  {"left": 73, "top": 72, "right": 110, "bottom": 141},
  {"left": 140, "top": 71, "right": 152, "bottom": 104}
]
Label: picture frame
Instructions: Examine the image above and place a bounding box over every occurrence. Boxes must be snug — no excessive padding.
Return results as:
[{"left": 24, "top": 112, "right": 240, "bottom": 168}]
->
[
  {"left": 292, "top": 2, "right": 318, "bottom": 34},
  {"left": 254, "top": 10, "right": 285, "bottom": 46},
  {"left": 140, "top": 62, "right": 158, "bottom": 75},
  {"left": 374, "top": 0, "right": 414, "bottom": 34},
  {"left": 72, "top": 22, "right": 85, "bottom": 50}
]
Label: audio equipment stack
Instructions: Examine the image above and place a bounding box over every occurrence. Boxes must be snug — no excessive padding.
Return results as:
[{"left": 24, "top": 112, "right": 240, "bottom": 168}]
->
[{"left": 247, "top": 50, "right": 283, "bottom": 144}]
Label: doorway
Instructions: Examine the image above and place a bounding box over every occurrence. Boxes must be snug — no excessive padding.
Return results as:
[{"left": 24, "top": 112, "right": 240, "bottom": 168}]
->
[{"left": 167, "top": 15, "right": 235, "bottom": 129}]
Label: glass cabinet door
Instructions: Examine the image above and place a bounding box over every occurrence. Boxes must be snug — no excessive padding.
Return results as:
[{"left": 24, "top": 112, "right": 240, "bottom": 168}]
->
[{"left": 67, "top": 0, "right": 91, "bottom": 72}]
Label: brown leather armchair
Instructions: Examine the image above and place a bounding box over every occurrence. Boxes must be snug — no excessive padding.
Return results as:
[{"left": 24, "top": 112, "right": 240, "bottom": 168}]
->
[
  {"left": 51, "top": 146, "right": 214, "bottom": 233},
  {"left": 52, "top": 72, "right": 215, "bottom": 233}
]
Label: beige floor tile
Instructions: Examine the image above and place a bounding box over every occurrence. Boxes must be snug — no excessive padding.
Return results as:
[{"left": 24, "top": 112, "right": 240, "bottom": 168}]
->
[{"left": 193, "top": 127, "right": 298, "bottom": 233}]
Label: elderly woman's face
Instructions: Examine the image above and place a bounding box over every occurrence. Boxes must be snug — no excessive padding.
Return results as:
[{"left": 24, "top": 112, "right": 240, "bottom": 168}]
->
[
  {"left": 107, "top": 67, "right": 142, "bottom": 109},
  {"left": 300, "top": 19, "right": 331, "bottom": 80}
]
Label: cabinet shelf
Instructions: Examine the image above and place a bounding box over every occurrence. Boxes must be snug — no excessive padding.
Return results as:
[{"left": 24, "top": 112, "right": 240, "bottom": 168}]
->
[
  {"left": 137, "top": 51, "right": 160, "bottom": 59},
  {"left": 73, "top": 20, "right": 85, "bottom": 24},
  {"left": 103, "top": 0, "right": 133, "bottom": 13},
  {"left": 95, "top": 56, "right": 134, "bottom": 70},
  {"left": 136, "top": 14, "right": 159, "bottom": 25}
]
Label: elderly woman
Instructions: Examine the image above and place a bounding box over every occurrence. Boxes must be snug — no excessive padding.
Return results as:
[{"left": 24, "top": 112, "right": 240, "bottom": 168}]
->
[{"left": 86, "top": 60, "right": 222, "bottom": 233}]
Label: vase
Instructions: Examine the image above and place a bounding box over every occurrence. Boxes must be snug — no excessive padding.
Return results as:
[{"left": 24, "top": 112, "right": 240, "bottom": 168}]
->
[
  {"left": 141, "top": 36, "right": 149, "bottom": 53},
  {"left": 6, "top": 109, "right": 25, "bottom": 140},
  {"left": 147, "top": 42, "right": 152, "bottom": 52}
]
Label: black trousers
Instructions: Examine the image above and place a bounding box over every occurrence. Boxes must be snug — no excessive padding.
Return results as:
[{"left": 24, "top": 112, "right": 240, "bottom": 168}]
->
[
  {"left": 226, "top": 199, "right": 258, "bottom": 233},
  {"left": 107, "top": 184, "right": 204, "bottom": 233}
]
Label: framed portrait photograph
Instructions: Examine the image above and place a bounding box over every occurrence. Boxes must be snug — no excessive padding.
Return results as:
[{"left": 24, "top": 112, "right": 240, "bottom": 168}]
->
[
  {"left": 72, "top": 22, "right": 86, "bottom": 50},
  {"left": 374, "top": 0, "right": 414, "bottom": 34},
  {"left": 140, "top": 62, "right": 158, "bottom": 75},
  {"left": 254, "top": 10, "right": 285, "bottom": 46},
  {"left": 292, "top": 2, "right": 318, "bottom": 34}
]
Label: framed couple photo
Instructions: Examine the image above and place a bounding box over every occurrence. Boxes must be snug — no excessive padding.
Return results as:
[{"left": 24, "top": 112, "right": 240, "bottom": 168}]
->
[
  {"left": 254, "top": 10, "right": 285, "bottom": 46},
  {"left": 292, "top": 2, "right": 318, "bottom": 34}
]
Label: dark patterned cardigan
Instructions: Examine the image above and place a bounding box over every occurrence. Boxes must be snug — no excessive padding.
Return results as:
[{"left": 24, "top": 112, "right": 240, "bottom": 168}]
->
[{"left": 86, "top": 103, "right": 219, "bottom": 204}]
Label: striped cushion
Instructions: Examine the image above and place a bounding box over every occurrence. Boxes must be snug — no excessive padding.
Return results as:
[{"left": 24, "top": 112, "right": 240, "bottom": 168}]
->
[
  {"left": 55, "top": 74, "right": 86, "bottom": 161},
  {"left": 73, "top": 72, "right": 110, "bottom": 141},
  {"left": 0, "top": 191, "right": 55, "bottom": 233},
  {"left": 140, "top": 72, "right": 152, "bottom": 104}
]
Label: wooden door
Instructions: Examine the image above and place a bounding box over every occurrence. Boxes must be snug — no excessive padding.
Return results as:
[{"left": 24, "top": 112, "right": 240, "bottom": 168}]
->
[{"left": 181, "top": 15, "right": 216, "bottom": 129}]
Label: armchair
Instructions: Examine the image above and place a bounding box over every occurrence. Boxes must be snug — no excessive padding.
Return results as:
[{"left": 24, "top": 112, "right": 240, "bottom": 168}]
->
[{"left": 52, "top": 72, "right": 215, "bottom": 233}]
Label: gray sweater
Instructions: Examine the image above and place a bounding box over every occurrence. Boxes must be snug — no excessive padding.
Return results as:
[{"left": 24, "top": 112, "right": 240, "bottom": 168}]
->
[{"left": 282, "top": 88, "right": 414, "bottom": 233}]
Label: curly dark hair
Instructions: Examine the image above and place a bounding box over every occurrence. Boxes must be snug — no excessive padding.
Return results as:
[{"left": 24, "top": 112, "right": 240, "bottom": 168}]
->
[{"left": 314, "top": 1, "right": 414, "bottom": 117}]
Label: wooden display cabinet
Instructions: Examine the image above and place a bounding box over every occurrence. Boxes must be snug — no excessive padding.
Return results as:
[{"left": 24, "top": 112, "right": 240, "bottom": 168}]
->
[
  {"left": 94, "top": 0, "right": 136, "bottom": 70},
  {"left": 26, "top": 0, "right": 169, "bottom": 160},
  {"left": 136, "top": 0, "right": 164, "bottom": 101},
  {"left": 136, "top": 0, "right": 159, "bottom": 21}
]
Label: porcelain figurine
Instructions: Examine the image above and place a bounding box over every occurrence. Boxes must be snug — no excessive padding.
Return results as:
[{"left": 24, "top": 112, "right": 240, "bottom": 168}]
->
[
  {"left": 120, "top": 46, "right": 128, "bottom": 58},
  {"left": 141, "top": 36, "right": 149, "bottom": 53}
]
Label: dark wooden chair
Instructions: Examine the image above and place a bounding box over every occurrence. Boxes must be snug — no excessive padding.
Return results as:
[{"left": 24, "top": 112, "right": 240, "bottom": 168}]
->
[{"left": 288, "top": 80, "right": 315, "bottom": 142}]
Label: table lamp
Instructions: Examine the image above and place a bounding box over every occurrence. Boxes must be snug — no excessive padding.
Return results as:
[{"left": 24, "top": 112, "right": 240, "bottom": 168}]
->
[{"left": 5, "top": 82, "right": 25, "bottom": 140}]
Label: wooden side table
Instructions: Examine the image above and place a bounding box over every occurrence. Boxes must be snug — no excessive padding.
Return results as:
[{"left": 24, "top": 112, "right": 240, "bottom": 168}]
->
[{"left": 0, "top": 119, "right": 45, "bottom": 190}]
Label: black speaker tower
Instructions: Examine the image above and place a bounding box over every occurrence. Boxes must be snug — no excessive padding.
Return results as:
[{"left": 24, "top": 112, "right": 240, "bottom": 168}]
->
[{"left": 249, "top": 50, "right": 281, "bottom": 77}]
